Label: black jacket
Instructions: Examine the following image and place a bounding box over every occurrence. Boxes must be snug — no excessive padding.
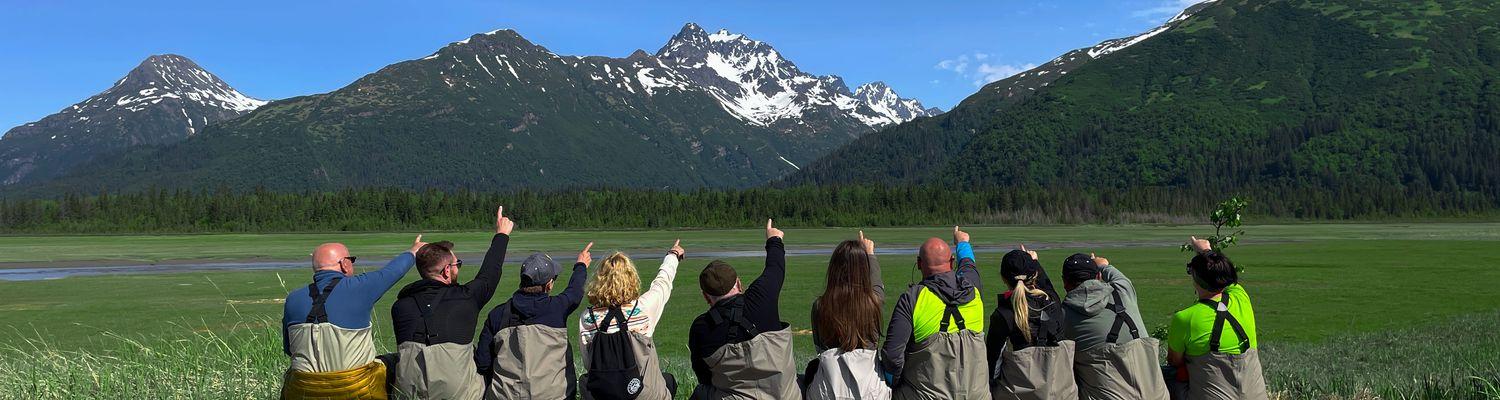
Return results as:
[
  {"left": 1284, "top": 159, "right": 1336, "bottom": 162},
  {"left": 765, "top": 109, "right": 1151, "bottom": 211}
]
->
[
  {"left": 688, "top": 237, "right": 787, "bottom": 388},
  {"left": 390, "top": 233, "right": 507, "bottom": 345},
  {"left": 985, "top": 266, "right": 1064, "bottom": 373}
]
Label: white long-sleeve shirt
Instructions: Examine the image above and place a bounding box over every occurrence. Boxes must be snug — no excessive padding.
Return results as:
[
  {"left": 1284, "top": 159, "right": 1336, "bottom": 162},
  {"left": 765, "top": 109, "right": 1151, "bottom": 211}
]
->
[{"left": 578, "top": 254, "right": 679, "bottom": 350}]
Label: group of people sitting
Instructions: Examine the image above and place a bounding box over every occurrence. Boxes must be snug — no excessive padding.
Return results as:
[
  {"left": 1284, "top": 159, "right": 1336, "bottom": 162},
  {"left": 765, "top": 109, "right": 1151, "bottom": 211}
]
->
[{"left": 279, "top": 206, "right": 1266, "bottom": 400}]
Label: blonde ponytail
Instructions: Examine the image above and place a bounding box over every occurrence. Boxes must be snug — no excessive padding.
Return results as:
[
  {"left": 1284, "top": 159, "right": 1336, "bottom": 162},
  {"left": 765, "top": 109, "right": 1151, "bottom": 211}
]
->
[{"left": 1011, "top": 274, "right": 1049, "bottom": 344}]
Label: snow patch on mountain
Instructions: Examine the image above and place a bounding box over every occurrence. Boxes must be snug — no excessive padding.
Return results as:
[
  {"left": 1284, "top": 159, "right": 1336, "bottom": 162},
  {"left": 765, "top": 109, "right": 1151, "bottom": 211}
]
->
[{"left": 656, "top": 23, "right": 938, "bottom": 129}]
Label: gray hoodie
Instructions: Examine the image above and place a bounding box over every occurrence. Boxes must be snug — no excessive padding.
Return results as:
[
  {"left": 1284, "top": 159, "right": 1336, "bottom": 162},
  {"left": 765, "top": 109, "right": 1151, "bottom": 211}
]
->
[{"left": 1061, "top": 265, "right": 1146, "bottom": 350}]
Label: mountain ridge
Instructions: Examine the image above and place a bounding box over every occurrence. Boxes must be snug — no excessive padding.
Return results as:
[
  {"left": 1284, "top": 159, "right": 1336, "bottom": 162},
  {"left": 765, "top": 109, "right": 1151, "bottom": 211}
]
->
[{"left": 0, "top": 54, "right": 265, "bottom": 185}]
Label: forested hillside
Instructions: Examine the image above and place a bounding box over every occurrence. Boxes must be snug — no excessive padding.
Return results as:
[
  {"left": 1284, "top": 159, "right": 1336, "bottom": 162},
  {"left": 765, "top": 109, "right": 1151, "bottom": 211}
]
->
[{"left": 788, "top": 0, "right": 1500, "bottom": 212}]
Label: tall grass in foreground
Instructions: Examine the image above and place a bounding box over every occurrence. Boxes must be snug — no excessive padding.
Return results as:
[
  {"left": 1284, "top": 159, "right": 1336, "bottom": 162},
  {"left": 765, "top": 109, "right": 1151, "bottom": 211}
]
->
[
  {"left": 2, "top": 314, "right": 1498, "bottom": 399},
  {"left": 1262, "top": 311, "right": 1500, "bottom": 400}
]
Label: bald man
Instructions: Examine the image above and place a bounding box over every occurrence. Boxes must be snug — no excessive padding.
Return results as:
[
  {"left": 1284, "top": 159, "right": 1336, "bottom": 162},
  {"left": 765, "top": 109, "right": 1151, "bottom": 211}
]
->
[
  {"left": 883, "top": 227, "right": 990, "bottom": 399},
  {"left": 280, "top": 236, "right": 423, "bottom": 399}
]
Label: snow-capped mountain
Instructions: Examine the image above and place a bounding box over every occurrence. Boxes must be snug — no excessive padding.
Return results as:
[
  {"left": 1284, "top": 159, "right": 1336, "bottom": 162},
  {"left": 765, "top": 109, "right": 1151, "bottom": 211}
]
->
[
  {"left": 0, "top": 54, "right": 266, "bottom": 185},
  {"left": 656, "top": 23, "right": 939, "bottom": 133},
  {"left": 978, "top": 0, "right": 1219, "bottom": 103}
]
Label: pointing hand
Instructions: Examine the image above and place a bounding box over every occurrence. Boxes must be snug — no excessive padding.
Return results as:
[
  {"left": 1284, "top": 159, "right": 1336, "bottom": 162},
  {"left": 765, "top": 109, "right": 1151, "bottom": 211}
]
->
[
  {"left": 953, "top": 226, "right": 970, "bottom": 243},
  {"left": 1189, "top": 236, "right": 1212, "bottom": 254},
  {"left": 1021, "top": 244, "right": 1037, "bottom": 261},
  {"left": 496, "top": 206, "right": 515, "bottom": 235},
  {"left": 766, "top": 219, "right": 784, "bottom": 239},
  {"left": 576, "top": 242, "right": 594, "bottom": 265},
  {"left": 409, "top": 235, "right": 427, "bottom": 255},
  {"left": 669, "top": 239, "right": 685, "bottom": 260},
  {"left": 859, "top": 230, "right": 875, "bottom": 254}
]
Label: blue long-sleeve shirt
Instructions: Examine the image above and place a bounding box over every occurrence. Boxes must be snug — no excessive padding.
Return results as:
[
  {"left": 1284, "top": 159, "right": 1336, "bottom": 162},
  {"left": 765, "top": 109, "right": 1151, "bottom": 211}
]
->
[{"left": 281, "top": 252, "right": 415, "bottom": 354}]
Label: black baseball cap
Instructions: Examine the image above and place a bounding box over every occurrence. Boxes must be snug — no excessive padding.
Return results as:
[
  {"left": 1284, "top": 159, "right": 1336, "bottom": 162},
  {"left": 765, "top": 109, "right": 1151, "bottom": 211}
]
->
[
  {"left": 1062, "top": 253, "right": 1101, "bottom": 284},
  {"left": 1000, "top": 250, "right": 1040, "bottom": 283}
]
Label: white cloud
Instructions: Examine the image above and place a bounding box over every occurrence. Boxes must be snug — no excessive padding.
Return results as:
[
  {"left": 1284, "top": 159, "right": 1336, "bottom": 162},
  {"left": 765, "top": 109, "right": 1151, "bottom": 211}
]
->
[
  {"left": 937, "top": 52, "right": 1037, "bottom": 87},
  {"left": 972, "top": 63, "right": 1038, "bottom": 86}
]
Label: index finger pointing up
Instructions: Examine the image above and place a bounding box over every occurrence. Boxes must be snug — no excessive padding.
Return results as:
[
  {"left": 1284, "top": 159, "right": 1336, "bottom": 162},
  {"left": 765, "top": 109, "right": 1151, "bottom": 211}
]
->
[
  {"left": 583, "top": 242, "right": 594, "bottom": 252},
  {"left": 498, "top": 206, "right": 504, "bottom": 218}
]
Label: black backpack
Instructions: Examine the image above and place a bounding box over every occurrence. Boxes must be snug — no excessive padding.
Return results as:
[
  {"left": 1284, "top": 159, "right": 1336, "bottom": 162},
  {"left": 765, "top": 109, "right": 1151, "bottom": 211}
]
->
[{"left": 585, "top": 307, "right": 644, "bottom": 400}]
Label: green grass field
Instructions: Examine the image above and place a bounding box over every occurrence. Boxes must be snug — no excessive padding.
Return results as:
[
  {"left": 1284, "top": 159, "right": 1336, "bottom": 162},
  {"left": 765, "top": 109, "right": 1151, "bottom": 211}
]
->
[{"left": 1, "top": 223, "right": 1499, "bottom": 399}]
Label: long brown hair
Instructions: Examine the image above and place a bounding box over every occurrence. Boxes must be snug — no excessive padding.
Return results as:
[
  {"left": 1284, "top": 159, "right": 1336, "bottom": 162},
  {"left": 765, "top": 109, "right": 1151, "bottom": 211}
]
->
[{"left": 814, "top": 240, "right": 883, "bottom": 351}]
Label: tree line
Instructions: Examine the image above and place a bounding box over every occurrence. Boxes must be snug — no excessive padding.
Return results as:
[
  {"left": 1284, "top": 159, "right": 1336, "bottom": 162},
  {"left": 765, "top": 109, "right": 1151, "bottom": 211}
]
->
[{"left": 0, "top": 184, "right": 1492, "bottom": 234}]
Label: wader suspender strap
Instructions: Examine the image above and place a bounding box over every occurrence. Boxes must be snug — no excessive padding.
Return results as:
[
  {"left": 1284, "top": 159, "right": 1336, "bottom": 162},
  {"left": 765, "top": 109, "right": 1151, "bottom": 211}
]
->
[
  {"left": 412, "top": 289, "right": 451, "bottom": 345},
  {"left": 500, "top": 301, "right": 534, "bottom": 330},
  {"left": 1199, "top": 297, "right": 1251, "bottom": 353},
  {"left": 709, "top": 305, "right": 760, "bottom": 342},
  {"left": 304, "top": 277, "right": 344, "bottom": 323},
  {"left": 1105, "top": 290, "right": 1140, "bottom": 342},
  {"left": 924, "top": 283, "right": 968, "bottom": 332}
]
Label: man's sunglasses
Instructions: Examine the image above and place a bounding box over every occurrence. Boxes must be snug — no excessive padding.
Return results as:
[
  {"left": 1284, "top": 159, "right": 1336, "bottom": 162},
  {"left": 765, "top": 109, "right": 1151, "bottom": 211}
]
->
[
  {"left": 343, "top": 256, "right": 357, "bottom": 264},
  {"left": 448, "top": 259, "right": 464, "bottom": 269}
]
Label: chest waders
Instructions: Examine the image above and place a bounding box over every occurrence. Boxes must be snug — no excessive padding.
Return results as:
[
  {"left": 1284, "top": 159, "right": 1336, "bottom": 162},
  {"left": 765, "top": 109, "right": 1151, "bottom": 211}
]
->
[
  {"left": 805, "top": 348, "right": 891, "bottom": 400},
  {"left": 583, "top": 307, "right": 671, "bottom": 400},
  {"left": 392, "top": 290, "right": 484, "bottom": 400},
  {"left": 1185, "top": 297, "right": 1267, "bottom": 400},
  {"left": 486, "top": 302, "right": 573, "bottom": 400},
  {"left": 699, "top": 307, "right": 802, "bottom": 400},
  {"left": 991, "top": 314, "right": 1077, "bottom": 400},
  {"left": 282, "top": 277, "right": 389, "bottom": 400},
  {"left": 893, "top": 285, "right": 990, "bottom": 400},
  {"left": 1074, "top": 291, "right": 1168, "bottom": 400}
]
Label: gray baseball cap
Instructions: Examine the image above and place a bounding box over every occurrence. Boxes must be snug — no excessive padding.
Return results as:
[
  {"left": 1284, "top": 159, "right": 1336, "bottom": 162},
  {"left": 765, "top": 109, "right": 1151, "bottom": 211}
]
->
[{"left": 520, "top": 252, "right": 559, "bottom": 287}]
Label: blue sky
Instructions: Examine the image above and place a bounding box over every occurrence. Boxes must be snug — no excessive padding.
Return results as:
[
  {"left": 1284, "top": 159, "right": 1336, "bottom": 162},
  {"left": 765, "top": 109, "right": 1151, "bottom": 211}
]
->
[{"left": 0, "top": 0, "right": 1200, "bottom": 133}]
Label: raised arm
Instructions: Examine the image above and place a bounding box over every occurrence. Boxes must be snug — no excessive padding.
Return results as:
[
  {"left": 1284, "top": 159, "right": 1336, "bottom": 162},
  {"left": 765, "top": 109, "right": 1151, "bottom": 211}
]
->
[
  {"left": 465, "top": 206, "right": 514, "bottom": 306},
  {"left": 351, "top": 236, "right": 422, "bottom": 304},
  {"left": 746, "top": 220, "right": 786, "bottom": 301},
  {"left": 862, "top": 231, "right": 885, "bottom": 299},
  {"left": 635, "top": 241, "right": 682, "bottom": 336},
  {"left": 954, "top": 226, "right": 982, "bottom": 293},
  {"left": 561, "top": 242, "right": 593, "bottom": 311}
]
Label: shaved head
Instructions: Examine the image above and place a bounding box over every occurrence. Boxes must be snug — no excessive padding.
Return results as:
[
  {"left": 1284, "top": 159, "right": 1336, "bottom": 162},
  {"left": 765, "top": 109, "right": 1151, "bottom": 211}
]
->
[
  {"left": 312, "top": 243, "right": 351, "bottom": 275},
  {"left": 918, "top": 237, "right": 953, "bottom": 276}
]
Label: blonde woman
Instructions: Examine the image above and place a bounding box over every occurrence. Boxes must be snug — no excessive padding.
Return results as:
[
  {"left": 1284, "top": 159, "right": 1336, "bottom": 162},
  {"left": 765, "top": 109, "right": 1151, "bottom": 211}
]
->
[{"left": 578, "top": 240, "right": 684, "bottom": 400}]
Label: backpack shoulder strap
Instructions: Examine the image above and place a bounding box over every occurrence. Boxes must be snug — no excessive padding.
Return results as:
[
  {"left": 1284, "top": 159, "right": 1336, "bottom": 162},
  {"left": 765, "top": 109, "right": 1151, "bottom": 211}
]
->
[
  {"left": 304, "top": 277, "right": 343, "bottom": 323},
  {"left": 1106, "top": 289, "right": 1140, "bottom": 342},
  {"left": 596, "top": 306, "right": 630, "bottom": 334},
  {"left": 1203, "top": 297, "right": 1251, "bottom": 353}
]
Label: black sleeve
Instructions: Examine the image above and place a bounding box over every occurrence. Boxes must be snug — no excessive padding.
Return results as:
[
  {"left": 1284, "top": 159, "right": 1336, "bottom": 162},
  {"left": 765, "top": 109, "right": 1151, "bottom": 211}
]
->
[
  {"left": 1035, "top": 260, "right": 1060, "bottom": 300},
  {"left": 986, "top": 307, "right": 1003, "bottom": 376},
  {"left": 744, "top": 237, "right": 786, "bottom": 329},
  {"left": 881, "top": 286, "right": 917, "bottom": 381},
  {"left": 957, "top": 255, "right": 982, "bottom": 294},
  {"left": 466, "top": 233, "right": 509, "bottom": 307},
  {"left": 474, "top": 309, "right": 503, "bottom": 378},
  {"left": 688, "top": 316, "right": 714, "bottom": 390}
]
